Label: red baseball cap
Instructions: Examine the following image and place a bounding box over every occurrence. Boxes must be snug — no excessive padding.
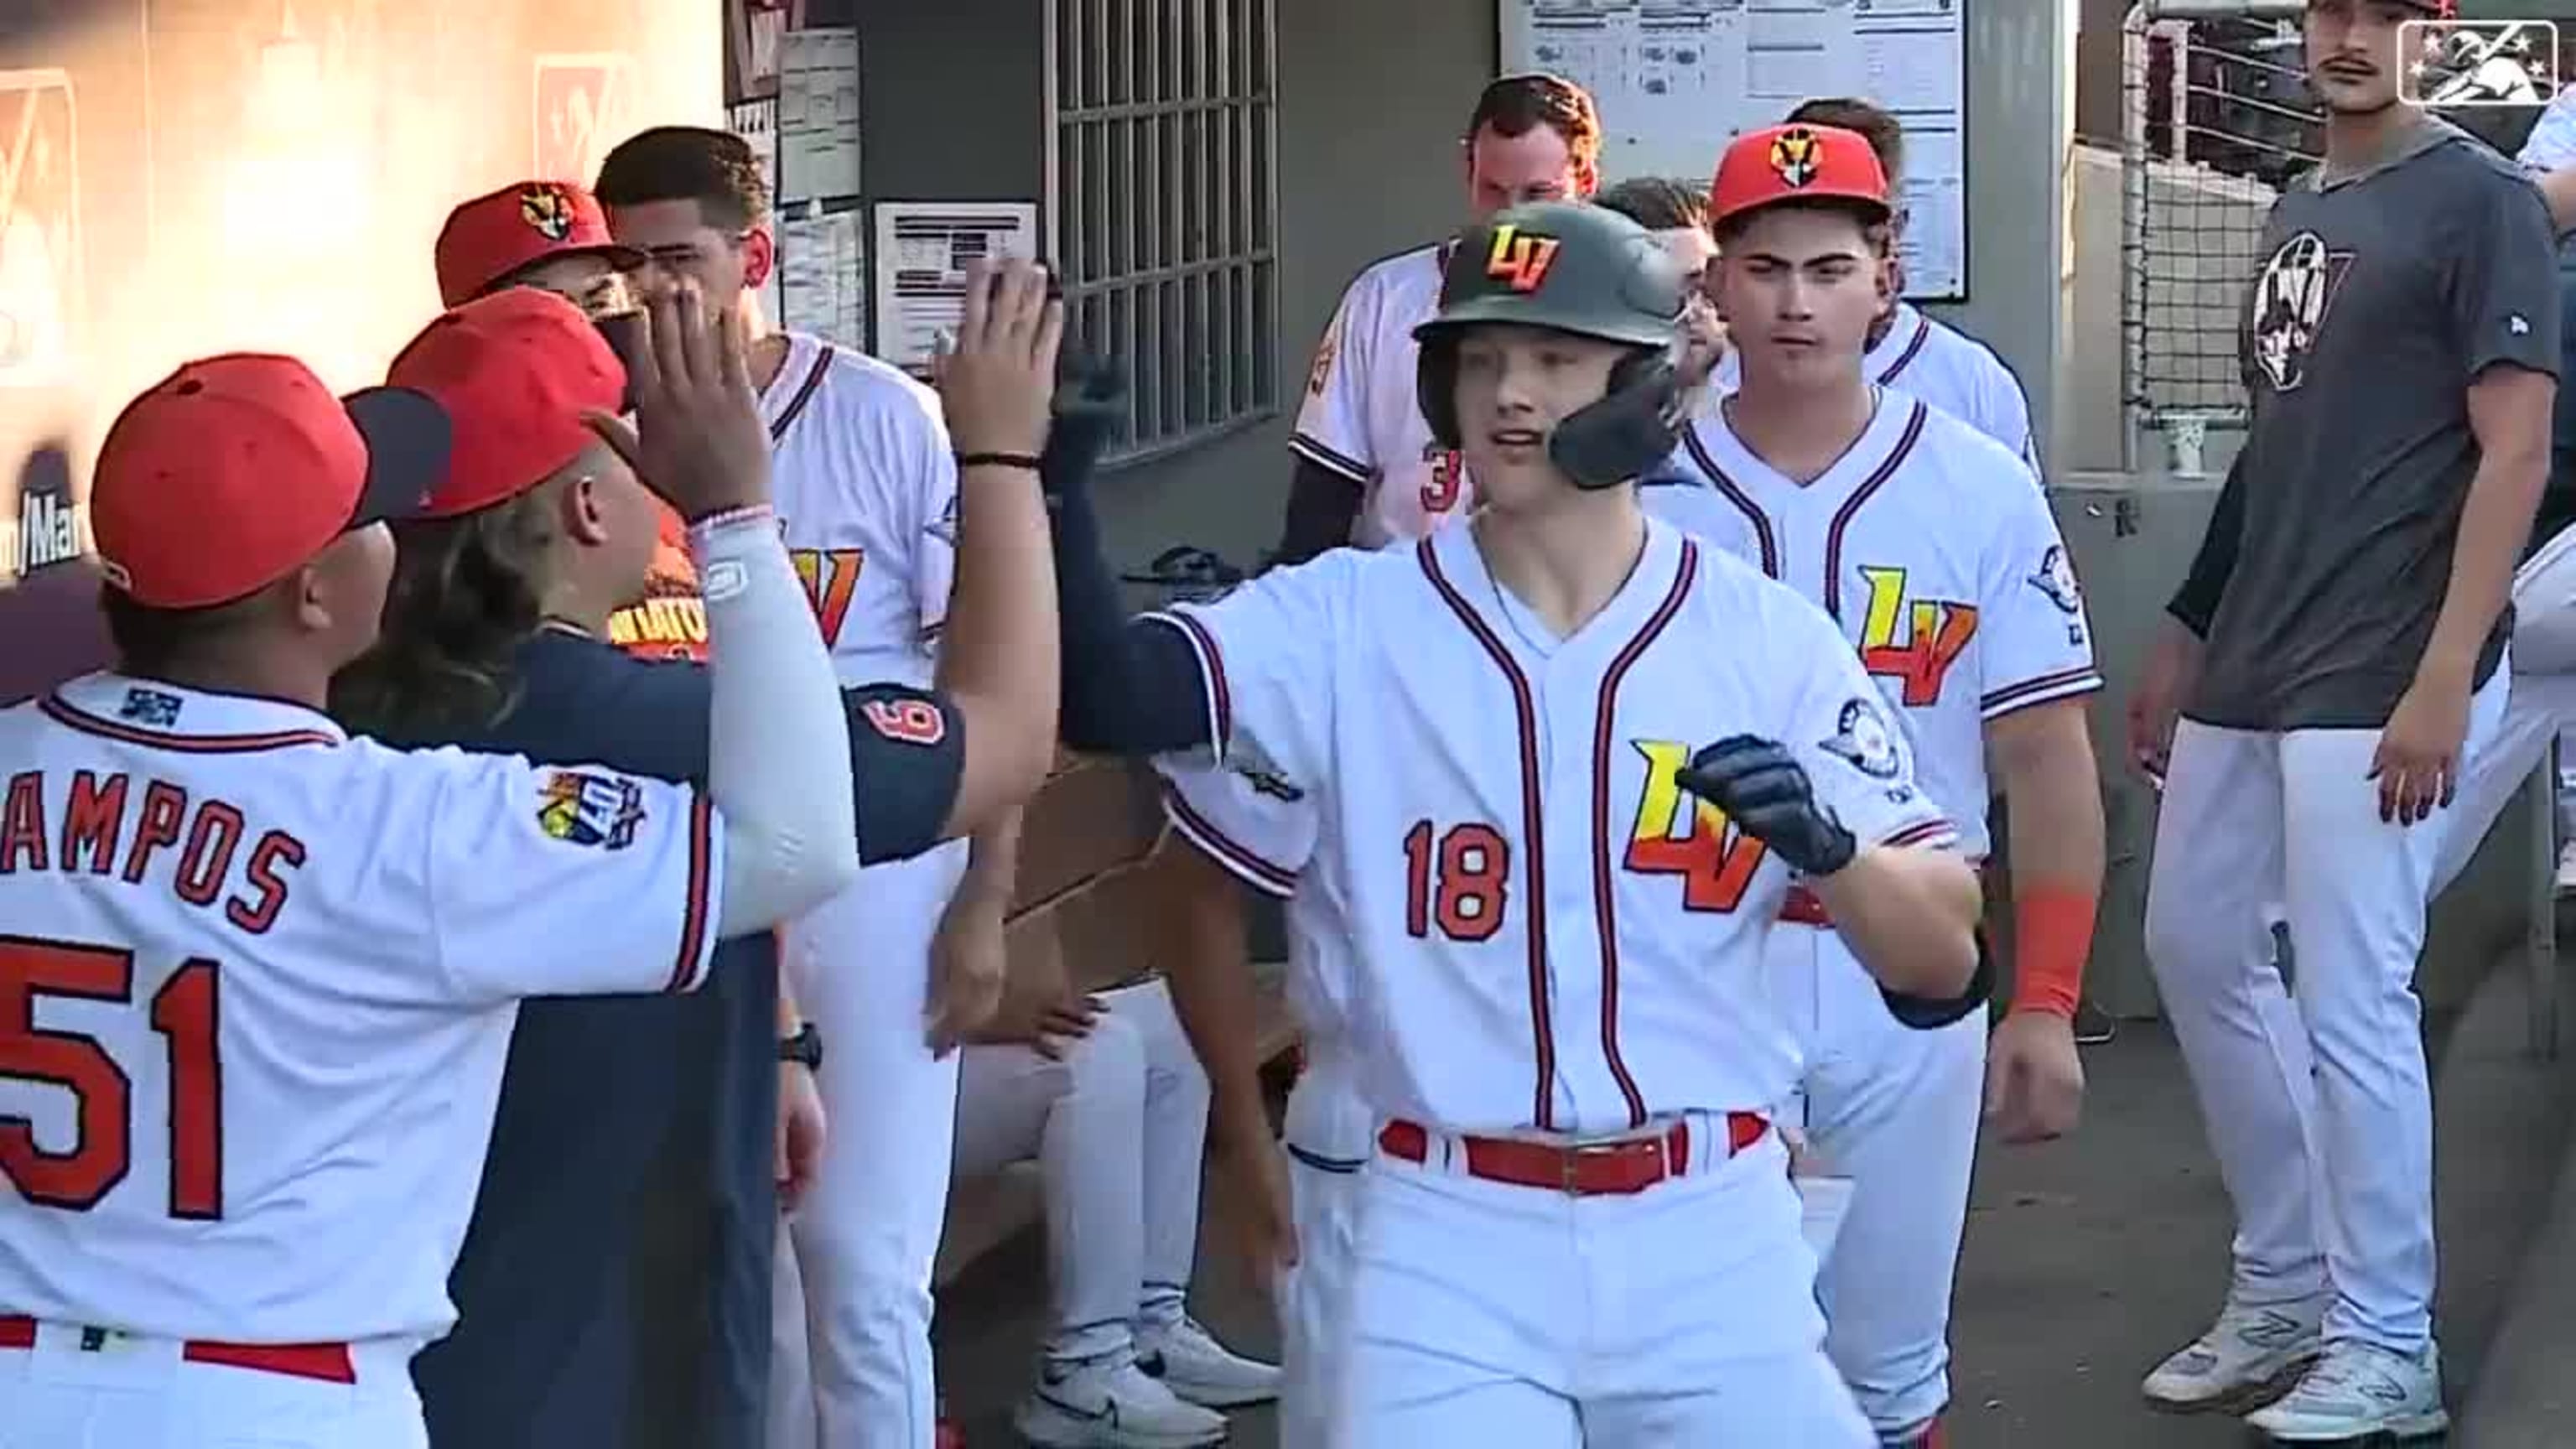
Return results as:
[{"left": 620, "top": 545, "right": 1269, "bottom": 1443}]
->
[
  {"left": 91, "top": 360, "right": 448, "bottom": 610},
  {"left": 386, "top": 287, "right": 628, "bottom": 519},
  {"left": 434, "top": 181, "right": 645, "bottom": 309},
  {"left": 1709, "top": 123, "right": 1893, "bottom": 231}
]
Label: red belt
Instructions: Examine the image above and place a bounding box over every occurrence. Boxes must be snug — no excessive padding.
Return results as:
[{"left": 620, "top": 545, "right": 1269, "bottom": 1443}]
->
[
  {"left": 0, "top": 1314, "right": 356, "bottom": 1384},
  {"left": 1378, "top": 1113, "right": 1768, "bottom": 1197}
]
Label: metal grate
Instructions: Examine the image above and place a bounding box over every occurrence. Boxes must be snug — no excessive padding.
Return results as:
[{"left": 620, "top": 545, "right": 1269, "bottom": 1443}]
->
[
  {"left": 1047, "top": 0, "right": 1280, "bottom": 465},
  {"left": 2120, "top": 1, "right": 2322, "bottom": 441}
]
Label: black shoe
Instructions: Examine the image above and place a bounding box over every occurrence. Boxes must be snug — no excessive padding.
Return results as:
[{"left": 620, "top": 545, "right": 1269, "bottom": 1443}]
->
[{"left": 2074, "top": 1000, "right": 2117, "bottom": 1046}]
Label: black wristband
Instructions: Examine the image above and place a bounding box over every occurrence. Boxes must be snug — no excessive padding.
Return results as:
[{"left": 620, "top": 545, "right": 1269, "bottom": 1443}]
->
[
  {"left": 955, "top": 450, "right": 1043, "bottom": 472},
  {"left": 779, "top": 1023, "right": 824, "bottom": 1070}
]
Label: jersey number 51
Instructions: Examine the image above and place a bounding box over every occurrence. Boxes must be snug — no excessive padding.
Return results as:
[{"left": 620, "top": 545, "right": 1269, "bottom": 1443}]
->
[{"left": 0, "top": 937, "right": 223, "bottom": 1219}]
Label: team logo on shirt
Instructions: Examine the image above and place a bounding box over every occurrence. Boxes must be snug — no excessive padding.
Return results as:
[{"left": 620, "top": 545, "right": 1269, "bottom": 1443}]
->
[
  {"left": 536, "top": 770, "right": 647, "bottom": 850},
  {"left": 1306, "top": 330, "right": 1339, "bottom": 397},
  {"left": 1229, "top": 758, "right": 1305, "bottom": 802},
  {"left": 1623, "top": 740, "right": 1768, "bottom": 913},
  {"left": 1820, "top": 699, "right": 1903, "bottom": 781},
  {"left": 787, "top": 546, "right": 867, "bottom": 648},
  {"left": 1856, "top": 565, "right": 1977, "bottom": 706},
  {"left": 117, "top": 687, "right": 182, "bottom": 728},
  {"left": 2028, "top": 545, "right": 2084, "bottom": 614},
  {"left": 2248, "top": 230, "right": 2355, "bottom": 393}
]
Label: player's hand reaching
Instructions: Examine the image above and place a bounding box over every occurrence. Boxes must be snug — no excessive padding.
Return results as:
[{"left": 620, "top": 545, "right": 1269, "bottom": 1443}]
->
[
  {"left": 2371, "top": 662, "right": 2473, "bottom": 826},
  {"left": 925, "top": 896, "right": 1010, "bottom": 1057},
  {"left": 777, "top": 1058, "right": 827, "bottom": 1212},
  {"left": 582, "top": 276, "right": 771, "bottom": 522},
  {"left": 1677, "top": 736, "right": 1858, "bottom": 877},
  {"left": 2127, "top": 619, "right": 2204, "bottom": 787},
  {"left": 1213, "top": 1126, "right": 1296, "bottom": 1291},
  {"left": 934, "top": 257, "right": 1066, "bottom": 460}
]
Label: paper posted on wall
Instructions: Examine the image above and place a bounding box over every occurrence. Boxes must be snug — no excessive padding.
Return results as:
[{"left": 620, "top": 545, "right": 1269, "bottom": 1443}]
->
[
  {"left": 781, "top": 208, "right": 865, "bottom": 351},
  {"left": 870, "top": 202, "right": 1040, "bottom": 377},
  {"left": 778, "top": 27, "right": 861, "bottom": 204}
]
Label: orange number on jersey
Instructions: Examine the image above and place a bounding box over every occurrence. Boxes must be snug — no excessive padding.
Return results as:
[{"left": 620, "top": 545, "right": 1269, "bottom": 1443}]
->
[
  {"left": 1621, "top": 741, "right": 1767, "bottom": 912},
  {"left": 1401, "top": 820, "right": 1510, "bottom": 943},
  {"left": 788, "top": 548, "right": 867, "bottom": 648},
  {"left": 0, "top": 937, "right": 224, "bottom": 1219},
  {"left": 861, "top": 698, "right": 949, "bottom": 745},
  {"left": 1419, "top": 448, "right": 1465, "bottom": 517}
]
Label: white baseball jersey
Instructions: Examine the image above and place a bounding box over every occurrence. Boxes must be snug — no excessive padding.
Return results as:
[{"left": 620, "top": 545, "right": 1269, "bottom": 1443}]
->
[
  {"left": 1291, "top": 242, "right": 1474, "bottom": 548},
  {"left": 1714, "top": 303, "right": 2038, "bottom": 470},
  {"left": 1148, "top": 517, "right": 1955, "bottom": 1135},
  {"left": 1155, "top": 757, "right": 1343, "bottom": 1039},
  {"left": 1649, "top": 392, "right": 2102, "bottom": 856},
  {"left": 766, "top": 331, "right": 958, "bottom": 688},
  {"left": 0, "top": 673, "right": 720, "bottom": 1344},
  {"left": 2519, "top": 88, "right": 2576, "bottom": 173}
]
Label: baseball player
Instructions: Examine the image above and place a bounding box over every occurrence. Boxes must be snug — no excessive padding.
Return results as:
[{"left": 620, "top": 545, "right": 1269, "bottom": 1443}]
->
[
  {"left": 1274, "top": 73, "right": 1602, "bottom": 563},
  {"left": 950, "top": 975, "right": 1277, "bottom": 1445},
  {"left": 1145, "top": 756, "right": 1365, "bottom": 1447},
  {"left": 0, "top": 280, "right": 863, "bottom": 1448},
  {"left": 1647, "top": 124, "right": 2107, "bottom": 1449},
  {"left": 1706, "top": 98, "right": 2039, "bottom": 470},
  {"left": 2124, "top": 1, "right": 2555, "bottom": 1438},
  {"left": 431, "top": 178, "right": 712, "bottom": 664},
  {"left": 1592, "top": 177, "right": 1727, "bottom": 423},
  {"left": 1047, "top": 200, "right": 1988, "bottom": 1442},
  {"left": 594, "top": 126, "right": 1012, "bottom": 1449},
  {"left": 327, "top": 268, "right": 1072, "bottom": 1447}
]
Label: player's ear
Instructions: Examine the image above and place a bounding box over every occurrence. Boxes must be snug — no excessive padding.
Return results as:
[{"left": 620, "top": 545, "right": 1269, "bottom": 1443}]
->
[
  {"left": 561, "top": 473, "right": 614, "bottom": 548},
  {"left": 741, "top": 226, "right": 775, "bottom": 291}
]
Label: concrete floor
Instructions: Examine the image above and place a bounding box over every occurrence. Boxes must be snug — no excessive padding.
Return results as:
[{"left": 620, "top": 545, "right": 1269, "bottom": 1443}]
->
[{"left": 931, "top": 956, "right": 2573, "bottom": 1448}]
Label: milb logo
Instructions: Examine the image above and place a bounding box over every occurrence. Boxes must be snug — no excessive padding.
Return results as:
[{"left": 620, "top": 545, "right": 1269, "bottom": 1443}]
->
[{"left": 2402, "top": 19, "right": 2558, "bottom": 107}]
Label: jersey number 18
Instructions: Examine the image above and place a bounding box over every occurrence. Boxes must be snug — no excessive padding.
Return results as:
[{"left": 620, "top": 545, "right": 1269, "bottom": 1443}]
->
[{"left": 0, "top": 936, "right": 223, "bottom": 1219}]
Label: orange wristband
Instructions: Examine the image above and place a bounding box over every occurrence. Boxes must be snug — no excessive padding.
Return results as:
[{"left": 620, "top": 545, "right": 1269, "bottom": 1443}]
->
[{"left": 2009, "top": 885, "right": 2096, "bottom": 1019}]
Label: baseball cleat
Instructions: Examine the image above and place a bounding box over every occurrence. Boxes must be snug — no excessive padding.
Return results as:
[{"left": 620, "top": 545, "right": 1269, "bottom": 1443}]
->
[
  {"left": 2244, "top": 1338, "right": 2448, "bottom": 1441},
  {"left": 1014, "top": 1358, "right": 1231, "bottom": 1448},
  {"left": 1135, "top": 1317, "right": 1282, "bottom": 1408},
  {"left": 2140, "top": 1296, "right": 2325, "bottom": 1415}
]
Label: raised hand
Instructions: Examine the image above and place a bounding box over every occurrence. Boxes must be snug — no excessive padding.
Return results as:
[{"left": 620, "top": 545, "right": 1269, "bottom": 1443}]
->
[
  {"left": 582, "top": 277, "right": 771, "bottom": 522},
  {"left": 936, "top": 257, "right": 1067, "bottom": 460}
]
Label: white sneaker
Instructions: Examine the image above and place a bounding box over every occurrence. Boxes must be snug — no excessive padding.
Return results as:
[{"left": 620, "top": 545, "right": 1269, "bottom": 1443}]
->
[
  {"left": 2140, "top": 1296, "right": 2325, "bottom": 1413},
  {"left": 2555, "top": 840, "right": 2576, "bottom": 892},
  {"left": 2246, "top": 1339, "right": 2449, "bottom": 1441},
  {"left": 1136, "top": 1316, "right": 1283, "bottom": 1408},
  {"left": 1013, "top": 1358, "right": 1232, "bottom": 1448}
]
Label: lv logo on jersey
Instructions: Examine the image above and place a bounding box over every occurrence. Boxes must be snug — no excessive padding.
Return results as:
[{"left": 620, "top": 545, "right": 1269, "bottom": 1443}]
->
[
  {"left": 788, "top": 547, "right": 866, "bottom": 648},
  {"left": 1622, "top": 740, "right": 1766, "bottom": 912},
  {"left": 1856, "top": 566, "right": 1976, "bottom": 707}
]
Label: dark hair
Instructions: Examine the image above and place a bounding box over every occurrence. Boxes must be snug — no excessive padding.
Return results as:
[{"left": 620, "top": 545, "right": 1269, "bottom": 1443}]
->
[
  {"left": 1592, "top": 176, "right": 1708, "bottom": 234},
  {"left": 329, "top": 487, "right": 558, "bottom": 741},
  {"left": 594, "top": 126, "right": 771, "bottom": 232},
  {"left": 101, "top": 584, "right": 271, "bottom": 678},
  {"left": 1465, "top": 73, "right": 1602, "bottom": 168},
  {"left": 1784, "top": 97, "right": 1905, "bottom": 176}
]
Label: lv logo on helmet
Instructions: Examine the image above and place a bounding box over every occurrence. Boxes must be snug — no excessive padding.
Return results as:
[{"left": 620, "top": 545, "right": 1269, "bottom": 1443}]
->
[{"left": 1484, "top": 225, "right": 1561, "bottom": 294}]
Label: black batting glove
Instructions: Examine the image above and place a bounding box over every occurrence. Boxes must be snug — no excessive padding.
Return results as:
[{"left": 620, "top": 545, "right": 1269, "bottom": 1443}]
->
[{"left": 1676, "top": 735, "right": 1858, "bottom": 878}]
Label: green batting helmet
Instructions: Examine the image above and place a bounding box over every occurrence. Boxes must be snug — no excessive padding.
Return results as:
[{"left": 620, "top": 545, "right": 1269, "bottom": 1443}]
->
[{"left": 1414, "top": 201, "right": 1690, "bottom": 490}]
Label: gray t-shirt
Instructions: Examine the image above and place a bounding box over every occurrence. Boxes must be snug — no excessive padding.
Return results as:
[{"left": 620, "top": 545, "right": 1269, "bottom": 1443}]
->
[{"left": 2190, "top": 118, "right": 2561, "bottom": 732}]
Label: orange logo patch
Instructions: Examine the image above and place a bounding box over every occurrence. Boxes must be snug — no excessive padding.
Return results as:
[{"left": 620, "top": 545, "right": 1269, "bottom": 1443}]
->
[{"left": 1483, "top": 225, "right": 1561, "bottom": 294}]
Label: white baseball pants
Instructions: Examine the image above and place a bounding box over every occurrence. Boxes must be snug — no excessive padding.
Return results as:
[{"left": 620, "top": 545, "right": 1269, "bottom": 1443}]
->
[
  {"left": 767, "top": 842, "right": 969, "bottom": 1449},
  {"left": 2430, "top": 522, "right": 2576, "bottom": 895},
  {"left": 2143, "top": 670, "right": 2506, "bottom": 1353},
  {"left": 0, "top": 1325, "right": 424, "bottom": 1449},
  {"left": 1764, "top": 923, "right": 1987, "bottom": 1439},
  {"left": 1275, "top": 1040, "right": 1373, "bottom": 1449},
  {"left": 948, "top": 979, "right": 1212, "bottom": 1362},
  {"left": 1332, "top": 1126, "right": 1873, "bottom": 1447}
]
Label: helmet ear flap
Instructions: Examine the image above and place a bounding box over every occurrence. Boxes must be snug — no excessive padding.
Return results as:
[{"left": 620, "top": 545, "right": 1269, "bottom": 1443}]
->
[
  {"left": 1547, "top": 350, "right": 1684, "bottom": 491},
  {"left": 1416, "top": 333, "right": 1463, "bottom": 450}
]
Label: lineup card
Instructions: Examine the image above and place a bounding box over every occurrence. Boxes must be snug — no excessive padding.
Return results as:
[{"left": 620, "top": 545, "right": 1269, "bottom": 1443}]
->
[{"left": 1502, "top": 0, "right": 1968, "bottom": 301}]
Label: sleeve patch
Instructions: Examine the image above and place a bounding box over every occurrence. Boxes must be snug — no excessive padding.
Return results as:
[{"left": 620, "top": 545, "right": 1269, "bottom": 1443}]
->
[
  {"left": 1818, "top": 698, "right": 1903, "bottom": 781},
  {"left": 861, "top": 697, "right": 952, "bottom": 745},
  {"left": 536, "top": 770, "right": 648, "bottom": 850},
  {"left": 2028, "top": 544, "right": 2085, "bottom": 615},
  {"left": 1306, "top": 330, "right": 1339, "bottom": 397}
]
